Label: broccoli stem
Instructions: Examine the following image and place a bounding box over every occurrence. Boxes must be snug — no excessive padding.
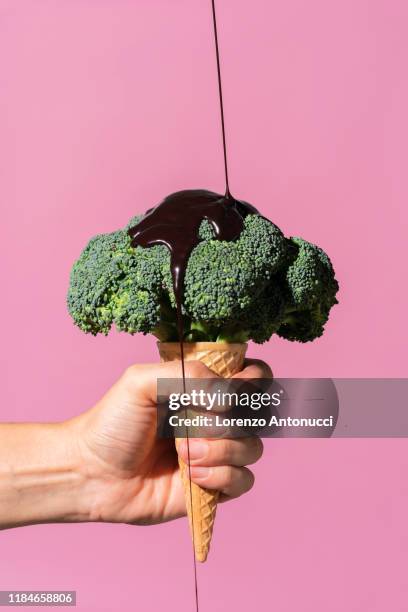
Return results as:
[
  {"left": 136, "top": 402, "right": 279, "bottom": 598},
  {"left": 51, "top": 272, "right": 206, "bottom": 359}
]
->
[
  {"left": 151, "top": 322, "right": 179, "bottom": 342},
  {"left": 152, "top": 306, "right": 250, "bottom": 343},
  {"left": 216, "top": 330, "right": 250, "bottom": 343}
]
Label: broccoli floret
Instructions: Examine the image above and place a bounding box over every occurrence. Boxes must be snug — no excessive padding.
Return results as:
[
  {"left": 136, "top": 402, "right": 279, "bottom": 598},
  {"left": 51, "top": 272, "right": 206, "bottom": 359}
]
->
[
  {"left": 163, "top": 215, "right": 287, "bottom": 321},
  {"left": 198, "top": 219, "right": 216, "bottom": 241},
  {"left": 112, "top": 245, "right": 166, "bottom": 335},
  {"left": 67, "top": 230, "right": 129, "bottom": 335},
  {"left": 276, "top": 237, "right": 339, "bottom": 342},
  {"left": 68, "top": 231, "right": 167, "bottom": 337},
  {"left": 67, "top": 210, "right": 339, "bottom": 344},
  {"left": 238, "top": 282, "right": 286, "bottom": 344}
]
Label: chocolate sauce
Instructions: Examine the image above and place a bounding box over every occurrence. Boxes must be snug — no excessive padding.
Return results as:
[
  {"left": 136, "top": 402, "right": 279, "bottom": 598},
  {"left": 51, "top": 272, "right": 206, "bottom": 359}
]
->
[
  {"left": 128, "top": 189, "right": 257, "bottom": 310},
  {"left": 128, "top": 2, "right": 252, "bottom": 607},
  {"left": 211, "top": 0, "right": 230, "bottom": 196},
  {"left": 128, "top": 190, "right": 256, "bottom": 382},
  {"left": 129, "top": 194, "right": 255, "bottom": 609},
  {"left": 128, "top": 0, "right": 251, "bottom": 327}
]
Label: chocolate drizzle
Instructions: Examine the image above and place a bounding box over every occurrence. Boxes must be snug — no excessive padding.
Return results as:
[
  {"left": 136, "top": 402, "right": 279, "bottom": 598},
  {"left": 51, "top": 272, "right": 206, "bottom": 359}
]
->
[
  {"left": 128, "top": 2, "right": 252, "bottom": 607},
  {"left": 128, "top": 189, "right": 257, "bottom": 603},
  {"left": 128, "top": 188, "right": 256, "bottom": 606},
  {"left": 128, "top": 189, "right": 257, "bottom": 309}
]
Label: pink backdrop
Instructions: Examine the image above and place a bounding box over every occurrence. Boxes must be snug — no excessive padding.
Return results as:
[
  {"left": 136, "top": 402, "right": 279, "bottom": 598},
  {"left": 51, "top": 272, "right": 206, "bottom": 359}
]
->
[{"left": 1, "top": 1, "right": 408, "bottom": 610}]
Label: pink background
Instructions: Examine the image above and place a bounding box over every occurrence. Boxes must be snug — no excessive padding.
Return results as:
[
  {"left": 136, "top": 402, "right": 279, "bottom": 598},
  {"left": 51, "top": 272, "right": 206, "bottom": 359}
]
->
[{"left": 1, "top": 0, "right": 408, "bottom": 610}]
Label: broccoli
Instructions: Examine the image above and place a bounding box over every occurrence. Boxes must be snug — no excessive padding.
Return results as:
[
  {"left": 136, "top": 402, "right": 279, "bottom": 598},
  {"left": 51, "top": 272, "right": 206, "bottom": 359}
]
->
[{"left": 67, "top": 211, "right": 338, "bottom": 343}]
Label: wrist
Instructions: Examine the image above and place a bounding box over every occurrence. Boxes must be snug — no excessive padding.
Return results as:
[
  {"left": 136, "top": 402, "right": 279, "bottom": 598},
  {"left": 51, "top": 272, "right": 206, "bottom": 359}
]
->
[
  {"left": 62, "top": 417, "right": 106, "bottom": 524},
  {"left": 55, "top": 420, "right": 95, "bottom": 523},
  {"left": 0, "top": 422, "right": 94, "bottom": 528}
]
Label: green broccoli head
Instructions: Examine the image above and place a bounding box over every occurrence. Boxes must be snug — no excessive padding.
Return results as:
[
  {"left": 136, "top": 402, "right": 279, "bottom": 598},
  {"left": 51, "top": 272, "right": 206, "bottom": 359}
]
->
[
  {"left": 176, "top": 214, "right": 287, "bottom": 320},
  {"left": 276, "top": 237, "right": 339, "bottom": 342},
  {"left": 67, "top": 211, "right": 339, "bottom": 343},
  {"left": 67, "top": 230, "right": 127, "bottom": 335},
  {"left": 67, "top": 229, "right": 165, "bottom": 336}
]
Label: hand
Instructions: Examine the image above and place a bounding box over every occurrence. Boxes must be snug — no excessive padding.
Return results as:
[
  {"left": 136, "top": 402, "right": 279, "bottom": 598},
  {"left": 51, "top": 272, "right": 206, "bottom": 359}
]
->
[
  {"left": 69, "top": 359, "right": 269, "bottom": 525},
  {"left": 0, "top": 360, "right": 270, "bottom": 529}
]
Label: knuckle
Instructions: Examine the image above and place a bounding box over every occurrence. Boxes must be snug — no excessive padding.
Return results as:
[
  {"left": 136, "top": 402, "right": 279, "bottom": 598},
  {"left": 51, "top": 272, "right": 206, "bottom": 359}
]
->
[
  {"left": 122, "top": 364, "right": 150, "bottom": 396},
  {"left": 123, "top": 364, "right": 140, "bottom": 384}
]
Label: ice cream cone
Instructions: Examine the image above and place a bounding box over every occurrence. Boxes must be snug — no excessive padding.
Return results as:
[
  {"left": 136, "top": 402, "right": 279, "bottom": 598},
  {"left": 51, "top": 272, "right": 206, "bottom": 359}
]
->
[{"left": 158, "top": 341, "right": 248, "bottom": 562}]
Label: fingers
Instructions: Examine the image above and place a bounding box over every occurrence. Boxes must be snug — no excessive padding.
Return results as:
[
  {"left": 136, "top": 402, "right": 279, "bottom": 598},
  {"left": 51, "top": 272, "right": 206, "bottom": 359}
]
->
[
  {"left": 177, "top": 435, "right": 263, "bottom": 499},
  {"left": 233, "top": 358, "right": 273, "bottom": 380},
  {"left": 119, "top": 358, "right": 272, "bottom": 408},
  {"left": 122, "top": 360, "right": 218, "bottom": 407},
  {"left": 178, "top": 436, "right": 263, "bottom": 468},
  {"left": 189, "top": 464, "right": 255, "bottom": 500}
]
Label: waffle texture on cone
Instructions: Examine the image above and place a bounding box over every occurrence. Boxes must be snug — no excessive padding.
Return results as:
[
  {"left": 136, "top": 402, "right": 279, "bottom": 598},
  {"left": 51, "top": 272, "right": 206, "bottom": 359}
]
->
[
  {"left": 158, "top": 341, "right": 248, "bottom": 562},
  {"left": 158, "top": 341, "right": 247, "bottom": 378},
  {"left": 177, "top": 452, "right": 220, "bottom": 562}
]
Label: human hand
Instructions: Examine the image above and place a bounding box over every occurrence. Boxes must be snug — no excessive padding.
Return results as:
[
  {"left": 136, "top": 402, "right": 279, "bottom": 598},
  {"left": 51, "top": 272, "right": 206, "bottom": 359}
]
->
[{"left": 69, "top": 360, "right": 269, "bottom": 526}]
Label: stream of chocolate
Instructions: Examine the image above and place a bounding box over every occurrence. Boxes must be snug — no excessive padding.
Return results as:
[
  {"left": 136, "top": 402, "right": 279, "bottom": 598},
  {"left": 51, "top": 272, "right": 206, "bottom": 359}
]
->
[
  {"left": 128, "top": 3, "right": 254, "bottom": 610},
  {"left": 128, "top": 190, "right": 256, "bottom": 609},
  {"left": 128, "top": 189, "right": 257, "bottom": 318}
]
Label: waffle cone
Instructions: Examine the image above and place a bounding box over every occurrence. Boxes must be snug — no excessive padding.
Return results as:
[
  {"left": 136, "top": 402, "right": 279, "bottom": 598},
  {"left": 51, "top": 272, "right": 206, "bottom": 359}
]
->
[{"left": 158, "top": 341, "right": 247, "bottom": 562}]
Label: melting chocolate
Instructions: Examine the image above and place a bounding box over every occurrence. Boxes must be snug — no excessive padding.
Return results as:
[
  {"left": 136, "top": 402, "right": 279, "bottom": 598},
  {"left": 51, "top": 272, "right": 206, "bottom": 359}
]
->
[
  {"left": 128, "top": 189, "right": 257, "bottom": 380},
  {"left": 127, "top": 0, "right": 257, "bottom": 333},
  {"left": 128, "top": 189, "right": 257, "bottom": 308},
  {"left": 128, "top": 189, "right": 258, "bottom": 597},
  {"left": 128, "top": 3, "right": 254, "bottom": 604}
]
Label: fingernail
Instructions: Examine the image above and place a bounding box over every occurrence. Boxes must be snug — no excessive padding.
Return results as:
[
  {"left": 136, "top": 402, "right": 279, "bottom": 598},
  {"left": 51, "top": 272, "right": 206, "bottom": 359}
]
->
[
  {"left": 187, "top": 440, "right": 208, "bottom": 460},
  {"left": 190, "top": 466, "right": 210, "bottom": 479}
]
